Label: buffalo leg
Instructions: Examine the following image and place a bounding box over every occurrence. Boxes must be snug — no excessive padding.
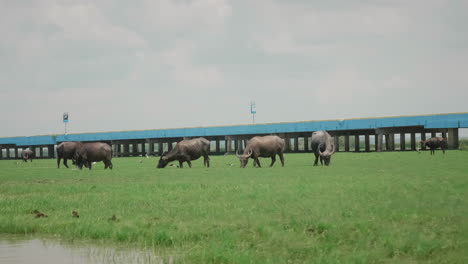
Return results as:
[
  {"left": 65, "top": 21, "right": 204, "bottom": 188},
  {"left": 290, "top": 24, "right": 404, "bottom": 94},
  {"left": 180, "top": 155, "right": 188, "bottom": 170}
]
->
[
  {"left": 319, "top": 157, "right": 323, "bottom": 165},
  {"left": 255, "top": 158, "right": 261, "bottom": 168},
  {"left": 204, "top": 155, "right": 210, "bottom": 168},
  {"left": 187, "top": 160, "right": 192, "bottom": 168},
  {"left": 64, "top": 159, "right": 69, "bottom": 168},
  {"left": 278, "top": 153, "right": 284, "bottom": 167},
  {"left": 57, "top": 158, "right": 61, "bottom": 168},
  {"left": 104, "top": 161, "right": 112, "bottom": 169},
  {"left": 313, "top": 154, "right": 319, "bottom": 166},
  {"left": 88, "top": 162, "right": 92, "bottom": 170},
  {"left": 270, "top": 156, "right": 276, "bottom": 167},
  {"left": 179, "top": 161, "right": 184, "bottom": 168}
]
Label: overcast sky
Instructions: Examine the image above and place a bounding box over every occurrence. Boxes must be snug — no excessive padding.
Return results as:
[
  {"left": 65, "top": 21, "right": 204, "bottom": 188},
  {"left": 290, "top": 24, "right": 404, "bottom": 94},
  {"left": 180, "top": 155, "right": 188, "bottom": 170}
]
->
[{"left": 1, "top": 0, "right": 467, "bottom": 137}]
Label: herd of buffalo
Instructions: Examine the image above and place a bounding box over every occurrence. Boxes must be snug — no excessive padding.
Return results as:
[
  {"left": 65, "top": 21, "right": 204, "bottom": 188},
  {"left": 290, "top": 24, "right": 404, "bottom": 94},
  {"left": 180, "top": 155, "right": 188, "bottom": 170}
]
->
[{"left": 19, "top": 131, "right": 448, "bottom": 170}]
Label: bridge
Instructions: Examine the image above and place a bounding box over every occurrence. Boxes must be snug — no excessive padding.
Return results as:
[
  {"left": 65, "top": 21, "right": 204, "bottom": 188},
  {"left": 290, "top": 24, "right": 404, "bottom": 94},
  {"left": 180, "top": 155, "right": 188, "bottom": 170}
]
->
[{"left": 1, "top": 112, "right": 466, "bottom": 159}]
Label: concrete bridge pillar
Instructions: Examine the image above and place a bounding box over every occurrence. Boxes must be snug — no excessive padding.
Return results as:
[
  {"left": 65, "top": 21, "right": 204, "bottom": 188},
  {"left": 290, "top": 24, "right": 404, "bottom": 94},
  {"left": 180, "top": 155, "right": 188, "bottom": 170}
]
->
[
  {"left": 48, "top": 145, "right": 55, "bottom": 159},
  {"left": 364, "top": 135, "right": 370, "bottom": 152},
  {"left": 376, "top": 134, "right": 383, "bottom": 152},
  {"left": 131, "top": 143, "right": 138, "bottom": 156},
  {"left": 236, "top": 138, "right": 245, "bottom": 153},
  {"left": 389, "top": 134, "right": 395, "bottom": 151},
  {"left": 400, "top": 133, "right": 406, "bottom": 151},
  {"left": 0, "top": 146, "right": 3, "bottom": 159},
  {"left": 234, "top": 138, "right": 239, "bottom": 153},
  {"left": 215, "top": 140, "right": 220, "bottom": 153},
  {"left": 6, "top": 148, "right": 10, "bottom": 159},
  {"left": 304, "top": 136, "right": 309, "bottom": 152},
  {"left": 344, "top": 136, "right": 350, "bottom": 152},
  {"left": 431, "top": 132, "right": 436, "bottom": 138},
  {"left": 410, "top": 133, "right": 416, "bottom": 151},
  {"left": 283, "top": 135, "right": 291, "bottom": 152},
  {"left": 385, "top": 134, "right": 395, "bottom": 151},
  {"left": 225, "top": 136, "right": 233, "bottom": 154},
  {"left": 158, "top": 142, "right": 163, "bottom": 155},
  {"left": 421, "top": 133, "right": 426, "bottom": 150},
  {"left": 442, "top": 132, "right": 447, "bottom": 139},
  {"left": 448, "top": 128, "right": 459, "bottom": 150},
  {"left": 294, "top": 136, "right": 299, "bottom": 152},
  {"left": 39, "top": 147, "right": 43, "bottom": 158},
  {"left": 148, "top": 141, "right": 154, "bottom": 156},
  {"left": 14, "top": 148, "right": 19, "bottom": 159},
  {"left": 123, "top": 144, "right": 130, "bottom": 157},
  {"left": 354, "top": 135, "right": 360, "bottom": 152},
  {"left": 334, "top": 136, "right": 340, "bottom": 152}
]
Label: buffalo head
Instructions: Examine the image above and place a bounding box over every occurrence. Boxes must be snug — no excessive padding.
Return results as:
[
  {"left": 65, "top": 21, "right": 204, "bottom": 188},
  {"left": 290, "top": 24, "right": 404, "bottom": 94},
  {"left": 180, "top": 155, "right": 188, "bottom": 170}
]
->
[
  {"left": 157, "top": 152, "right": 169, "bottom": 168},
  {"left": 74, "top": 148, "right": 87, "bottom": 169},
  {"left": 318, "top": 143, "right": 335, "bottom": 166},
  {"left": 236, "top": 149, "right": 252, "bottom": 168}
]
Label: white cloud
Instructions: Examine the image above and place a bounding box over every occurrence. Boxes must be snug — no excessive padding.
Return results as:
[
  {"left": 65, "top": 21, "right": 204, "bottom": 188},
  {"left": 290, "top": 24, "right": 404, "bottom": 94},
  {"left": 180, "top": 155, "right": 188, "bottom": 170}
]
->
[
  {"left": 0, "top": 0, "right": 467, "bottom": 137},
  {"left": 142, "top": 0, "right": 232, "bottom": 34}
]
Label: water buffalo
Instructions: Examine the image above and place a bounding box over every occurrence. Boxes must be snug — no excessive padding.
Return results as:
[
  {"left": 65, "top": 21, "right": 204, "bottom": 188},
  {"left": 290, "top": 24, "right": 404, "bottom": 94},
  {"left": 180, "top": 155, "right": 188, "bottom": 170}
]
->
[
  {"left": 420, "top": 137, "right": 447, "bottom": 155},
  {"left": 236, "top": 135, "right": 285, "bottom": 168},
  {"left": 311, "top": 130, "right": 335, "bottom": 166},
  {"left": 74, "top": 142, "right": 113, "bottom": 170},
  {"left": 157, "top": 137, "right": 210, "bottom": 168},
  {"left": 21, "top": 149, "right": 33, "bottom": 162},
  {"left": 56, "top": 141, "right": 80, "bottom": 168}
]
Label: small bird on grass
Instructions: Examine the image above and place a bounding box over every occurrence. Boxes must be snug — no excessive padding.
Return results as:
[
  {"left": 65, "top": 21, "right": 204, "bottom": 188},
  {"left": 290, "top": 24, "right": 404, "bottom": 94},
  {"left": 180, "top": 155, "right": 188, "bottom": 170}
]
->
[
  {"left": 72, "top": 211, "right": 79, "bottom": 218},
  {"left": 108, "top": 214, "right": 119, "bottom": 221}
]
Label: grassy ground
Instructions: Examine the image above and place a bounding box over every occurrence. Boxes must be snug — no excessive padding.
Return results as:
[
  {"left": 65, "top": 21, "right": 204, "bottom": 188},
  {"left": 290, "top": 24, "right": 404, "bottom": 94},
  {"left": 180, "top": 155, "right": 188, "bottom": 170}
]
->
[{"left": 0, "top": 151, "right": 467, "bottom": 263}]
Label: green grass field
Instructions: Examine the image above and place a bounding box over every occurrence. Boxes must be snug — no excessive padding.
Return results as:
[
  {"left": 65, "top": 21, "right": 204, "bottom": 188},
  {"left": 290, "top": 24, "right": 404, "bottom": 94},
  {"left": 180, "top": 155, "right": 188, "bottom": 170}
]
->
[{"left": 1, "top": 151, "right": 467, "bottom": 263}]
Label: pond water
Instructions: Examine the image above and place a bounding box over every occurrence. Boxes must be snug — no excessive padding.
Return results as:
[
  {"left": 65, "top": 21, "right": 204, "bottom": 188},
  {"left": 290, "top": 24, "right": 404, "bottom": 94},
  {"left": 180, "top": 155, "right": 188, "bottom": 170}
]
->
[{"left": 0, "top": 234, "right": 172, "bottom": 264}]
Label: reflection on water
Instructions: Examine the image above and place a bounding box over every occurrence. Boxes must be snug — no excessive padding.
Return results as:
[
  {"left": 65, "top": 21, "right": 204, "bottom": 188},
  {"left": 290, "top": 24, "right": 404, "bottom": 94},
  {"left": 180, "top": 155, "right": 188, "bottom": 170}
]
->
[{"left": 0, "top": 234, "right": 173, "bottom": 264}]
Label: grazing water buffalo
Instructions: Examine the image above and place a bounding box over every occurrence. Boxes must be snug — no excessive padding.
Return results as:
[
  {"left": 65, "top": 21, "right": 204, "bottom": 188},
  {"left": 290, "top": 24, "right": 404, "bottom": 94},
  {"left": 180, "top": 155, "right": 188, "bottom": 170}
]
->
[
  {"left": 21, "top": 149, "right": 33, "bottom": 162},
  {"left": 157, "top": 137, "right": 210, "bottom": 168},
  {"left": 420, "top": 137, "right": 447, "bottom": 155},
  {"left": 311, "top": 131, "right": 335, "bottom": 166},
  {"left": 56, "top": 141, "right": 80, "bottom": 168},
  {"left": 236, "top": 135, "right": 285, "bottom": 168},
  {"left": 75, "top": 142, "right": 113, "bottom": 170}
]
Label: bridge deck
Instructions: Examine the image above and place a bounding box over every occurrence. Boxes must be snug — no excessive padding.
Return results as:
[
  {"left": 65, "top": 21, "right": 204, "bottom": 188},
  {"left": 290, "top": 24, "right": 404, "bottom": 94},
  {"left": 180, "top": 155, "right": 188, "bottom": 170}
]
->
[{"left": 1, "top": 112, "right": 467, "bottom": 147}]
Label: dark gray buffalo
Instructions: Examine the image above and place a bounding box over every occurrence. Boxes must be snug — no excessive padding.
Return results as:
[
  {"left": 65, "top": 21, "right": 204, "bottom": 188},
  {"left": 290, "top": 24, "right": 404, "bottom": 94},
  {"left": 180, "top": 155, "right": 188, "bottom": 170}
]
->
[
  {"left": 157, "top": 137, "right": 210, "bottom": 168},
  {"left": 420, "top": 137, "right": 447, "bottom": 155},
  {"left": 56, "top": 141, "right": 80, "bottom": 168},
  {"left": 311, "top": 130, "right": 336, "bottom": 166},
  {"left": 236, "top": 135, "right": 285, "bottom": 168},
  {"left": 74, "top": 142, "right": 113, "bottom": 170},
  {"left": 21, "top": 149, "right": 34, "bottom": 162}
]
